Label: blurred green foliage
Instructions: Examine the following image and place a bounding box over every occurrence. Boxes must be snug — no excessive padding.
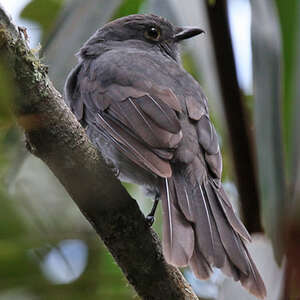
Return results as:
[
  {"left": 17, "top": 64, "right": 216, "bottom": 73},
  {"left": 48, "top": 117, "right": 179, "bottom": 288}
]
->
[
  {"left": 112, "top": 0, "right": 146, "bottom": 20},
  {"left": 275, "top": 0, "right": 300, "bottom": 168},
  {"left": 182, "top": 51, "right": 200, "bottom": 80}
]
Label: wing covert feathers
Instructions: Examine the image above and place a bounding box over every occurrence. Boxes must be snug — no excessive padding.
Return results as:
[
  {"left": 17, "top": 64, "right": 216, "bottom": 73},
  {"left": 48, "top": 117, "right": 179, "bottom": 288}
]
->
[
  {"left": 95, "top": 112, "right": 172, "bottom": 178},
  {"left": 92, "top": 91, "right": 184, "bottom": 178}
]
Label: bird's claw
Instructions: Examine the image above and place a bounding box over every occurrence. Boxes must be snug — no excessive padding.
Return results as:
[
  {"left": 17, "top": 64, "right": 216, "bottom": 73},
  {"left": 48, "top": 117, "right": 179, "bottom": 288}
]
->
[{"left": 146, "top": 215, "right": 155, "bottom": 227}]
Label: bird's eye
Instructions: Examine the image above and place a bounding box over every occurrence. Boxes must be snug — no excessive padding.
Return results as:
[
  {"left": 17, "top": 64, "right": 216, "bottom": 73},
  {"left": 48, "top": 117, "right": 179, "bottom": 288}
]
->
[{"left": 144, "top": 26, "right": 161, "bottom": 41}]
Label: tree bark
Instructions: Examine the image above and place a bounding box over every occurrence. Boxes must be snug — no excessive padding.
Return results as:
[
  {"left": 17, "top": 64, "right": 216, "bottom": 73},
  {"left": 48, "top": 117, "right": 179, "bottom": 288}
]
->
[{"left": 0, "top": 6, "right": 198, "bottom": 300}]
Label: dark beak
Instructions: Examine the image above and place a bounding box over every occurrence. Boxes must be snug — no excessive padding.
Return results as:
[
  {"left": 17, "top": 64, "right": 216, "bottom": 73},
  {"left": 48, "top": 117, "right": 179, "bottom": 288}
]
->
[{"left": 173, "top": 26, "right": 204, "bottom": 42}]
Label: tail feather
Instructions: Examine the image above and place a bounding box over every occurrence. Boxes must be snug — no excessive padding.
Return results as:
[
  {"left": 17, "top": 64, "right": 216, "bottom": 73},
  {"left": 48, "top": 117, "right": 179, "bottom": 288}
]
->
[
  {"left": 173, "top": 172, "right": 194, "bottom": 222},
  {"left": 203, "top": 181, "right": 249, "bottom": 274},
  {"left": 216, "top": 185, "right": 252, "bottom": 242},
  {"left": 189, "top": 243, "right": 212, "bottom": 279},
  {"left": 160, "top": 167, "right": 266, "bottom": 299},
  {"left": 190, "top": 181, "right": 214, "bottom": 263},
  {"left": 174, "top": 171, "right": 229, "bottom": 269},
  {"left": 206, "top": 180, "right": 266, "bottom": 298},
  {"left": 160, "top": 178, "right": 194, "bottom": 266},
  {"left": 198, "top": 182, "right": 225, "bottom": 268},
  {"left": 222, "top": 255, "right": 240, "bottom": 281},
  {"left": 240, "top": 245, "right": 267, "bottom": 299}
]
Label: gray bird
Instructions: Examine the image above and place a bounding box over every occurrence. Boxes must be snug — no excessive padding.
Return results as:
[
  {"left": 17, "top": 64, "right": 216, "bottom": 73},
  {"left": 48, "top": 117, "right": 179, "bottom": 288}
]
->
[{"left": 65, "top": 14, "right": 266, "bottom": 299}]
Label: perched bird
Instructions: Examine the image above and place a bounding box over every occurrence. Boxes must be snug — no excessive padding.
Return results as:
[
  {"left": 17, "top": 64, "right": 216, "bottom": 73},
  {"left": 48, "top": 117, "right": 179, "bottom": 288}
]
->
[{"left": 65, "top": 14, "right": 266, "bottom": 298}]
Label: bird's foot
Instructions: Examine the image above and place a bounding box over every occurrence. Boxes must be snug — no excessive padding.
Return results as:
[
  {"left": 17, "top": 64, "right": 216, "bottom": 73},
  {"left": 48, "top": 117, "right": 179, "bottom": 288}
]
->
[
  {"left": 145, "top": 215, "right": 155, "bottom": 227},
  {"left": 145, "top": 194, "right": 160, "bottom": 227}
]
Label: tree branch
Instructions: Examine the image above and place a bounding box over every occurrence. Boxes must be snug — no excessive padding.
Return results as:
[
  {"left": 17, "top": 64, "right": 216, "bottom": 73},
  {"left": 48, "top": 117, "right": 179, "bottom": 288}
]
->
[{"left": 0, "top": 6, "right": 198, "bottom": 300}]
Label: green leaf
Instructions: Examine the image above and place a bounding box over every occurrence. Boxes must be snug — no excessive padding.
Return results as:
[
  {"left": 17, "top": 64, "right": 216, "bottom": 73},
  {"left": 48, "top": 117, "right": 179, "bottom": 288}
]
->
[
  {"left": 275, "top": 0, "right": 300, "bottom": 173},
  {"left": 251, "top": 0, "right": 286, "bottom": 262},
  {"left": 112, "top": 0, "right": 146, "bottom": 20},
  {"left": 290, "top": 5, "right": 300, "bottom": 217},
  {"left": 20, "top": 0, "right": 65, "bottom": 41}
]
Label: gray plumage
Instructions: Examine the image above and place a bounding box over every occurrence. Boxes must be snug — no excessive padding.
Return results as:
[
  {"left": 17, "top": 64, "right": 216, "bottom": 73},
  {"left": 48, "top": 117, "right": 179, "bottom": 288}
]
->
[{"left": 64, "top": 14, "right": 266, "bottom": 299}]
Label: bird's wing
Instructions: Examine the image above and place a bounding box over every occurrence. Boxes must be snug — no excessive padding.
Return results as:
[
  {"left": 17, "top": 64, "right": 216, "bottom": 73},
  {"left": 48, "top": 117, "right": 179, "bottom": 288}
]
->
[
  {"left": 65, "top": 61, "right": 183, "bottom": 178},
  {"left": 183, "top": 92, "right": 222, "bottom": 179}
]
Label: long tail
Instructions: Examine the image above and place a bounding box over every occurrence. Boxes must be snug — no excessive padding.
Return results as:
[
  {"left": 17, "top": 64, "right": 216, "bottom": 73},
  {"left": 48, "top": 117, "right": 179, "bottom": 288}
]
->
[{"left": 160, "top": 167, "right": 266, "bottom": 299}]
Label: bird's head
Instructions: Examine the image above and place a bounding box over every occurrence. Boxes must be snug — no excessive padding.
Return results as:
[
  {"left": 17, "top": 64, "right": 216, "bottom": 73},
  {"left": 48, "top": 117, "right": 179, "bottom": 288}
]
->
[{"left": 79, "top": 14, "right": 204, "bottom": 61}]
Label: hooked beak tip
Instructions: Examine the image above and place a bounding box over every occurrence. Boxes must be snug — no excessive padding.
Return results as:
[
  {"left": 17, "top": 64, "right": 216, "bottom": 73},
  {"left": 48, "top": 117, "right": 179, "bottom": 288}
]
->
[{"left": 174, "top": 27, "right": 205, "bottom": 42}]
